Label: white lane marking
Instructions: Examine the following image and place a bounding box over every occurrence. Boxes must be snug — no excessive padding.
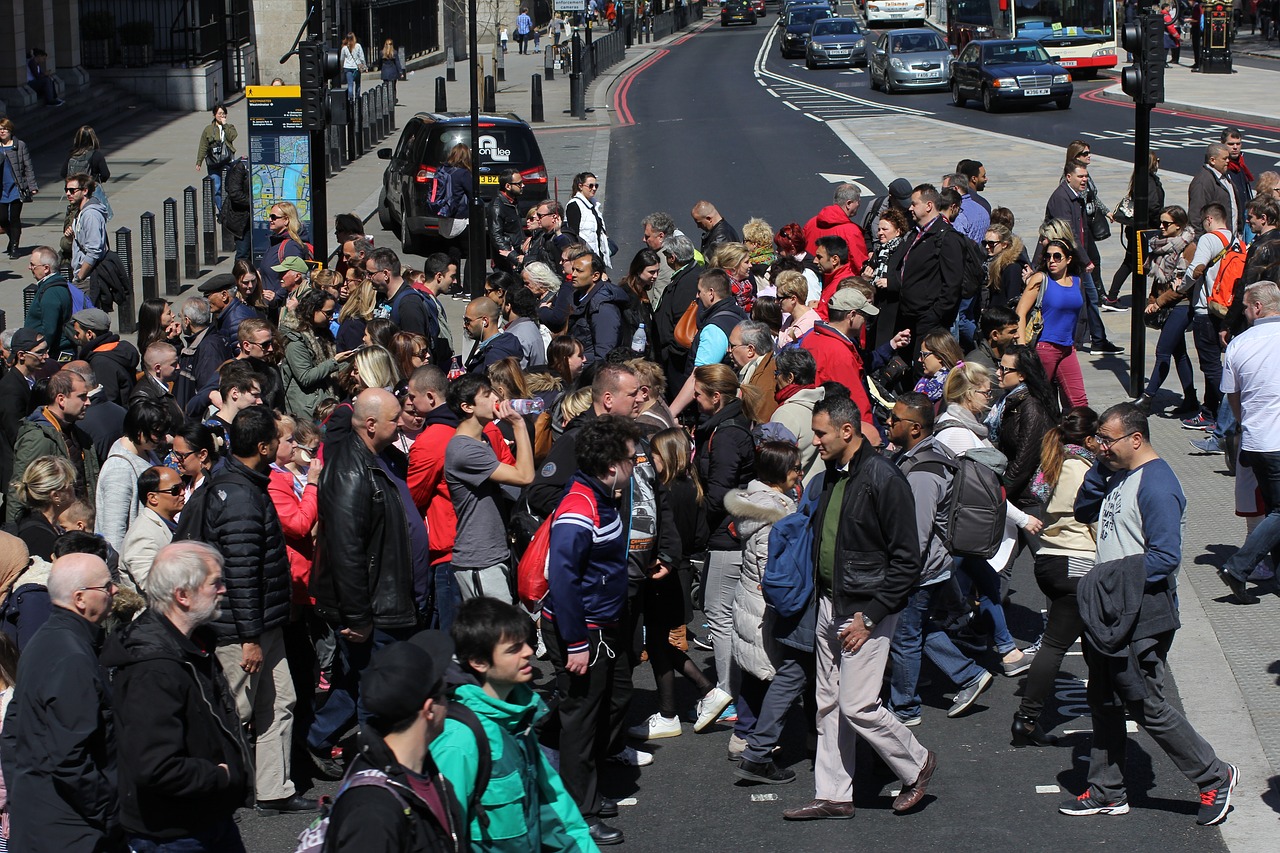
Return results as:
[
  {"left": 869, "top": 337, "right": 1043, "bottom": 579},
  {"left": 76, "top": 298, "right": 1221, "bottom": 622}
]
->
[
  {"left": 805, "top": 113, "right": 823, "bottom": 122},
  {"left": 784, "top": 101, "right": 800, "bottom": 110},
  {"left": 1036, "top": 785, "right": 1062, "bottom": 794}
]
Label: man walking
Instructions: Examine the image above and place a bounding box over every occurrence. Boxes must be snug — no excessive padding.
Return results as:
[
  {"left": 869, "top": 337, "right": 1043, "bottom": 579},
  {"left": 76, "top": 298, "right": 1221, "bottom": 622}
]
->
[
  {"left": 1046, "top": 161, "right": 1123, "bottom": 355},
  {"left": 898, "top": 184, "right": 964, "bottom": 343},
  {"left": 104, "top": 542, "right": 252, "bottom": 851},
  {"left": 368, "top": 247, "right": 431, "bottom": 338},
  {"left": 783, "top": 394, "right": 935, "bottom": 821},
  {"left": 1066, "top": 402, "right": 1237, "bottom": 825},
  {"left": 119, "top": 465, "right": 187, "bottom": 593},
  {"left": 803, "top": 184, "right": 869, "bottom": 271},
  {"left": 462, "top": 296, "right": 523, "bottom": 374},
  {"left": 70, "top": 307, "right": 139, "bottom": 405},
  {"left": 1188, "top": 143, "right": 1237, "bottom": 233},
  {"left": 488, "top": 170, "right": 526, "bottom": 274}
]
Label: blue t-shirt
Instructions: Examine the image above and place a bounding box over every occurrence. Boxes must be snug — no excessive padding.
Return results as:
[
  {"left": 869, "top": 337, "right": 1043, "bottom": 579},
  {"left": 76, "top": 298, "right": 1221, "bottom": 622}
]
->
[
  {"left": 0, "top": 148, "right": 19, "bottom": 203},
  {"left": 1039, "top": 276, "right": 1084, "bottom": 347}
]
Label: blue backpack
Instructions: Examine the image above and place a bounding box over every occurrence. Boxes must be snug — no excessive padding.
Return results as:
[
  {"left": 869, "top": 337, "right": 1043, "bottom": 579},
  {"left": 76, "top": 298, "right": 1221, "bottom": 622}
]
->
[
  {"left": 761, "top": 475, "right": 821, "bottom": 618},
  {"left": 66, "top": 280, "right": 91, "bottom": 313},
  {"left": 428, "top": 166, "right": 459, "bottom": 218}
]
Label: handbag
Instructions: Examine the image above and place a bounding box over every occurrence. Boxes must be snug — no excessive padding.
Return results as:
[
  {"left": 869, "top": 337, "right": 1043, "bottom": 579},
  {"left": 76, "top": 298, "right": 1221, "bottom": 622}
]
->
[
  {"left": 1088, "top": 193, "right": 1112, "bottom": 241},
  {"left": 1023, "top": 276, "right": 1047, "bottom": 345},
  {"left": 205, "top": 127, "right": 231, "bottom": 169},
  {"left": 1113, "top": 196, "right": 1134, "bottom": 227},
  {"left": 673, "top": 300, "right": 699, "bottom": 350}
]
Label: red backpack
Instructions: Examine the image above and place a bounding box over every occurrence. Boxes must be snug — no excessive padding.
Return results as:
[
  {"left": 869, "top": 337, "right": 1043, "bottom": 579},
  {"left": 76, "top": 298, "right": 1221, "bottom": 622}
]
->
[
  {"left": 1206, "top": 230, "right": 1247, "bottom": 319},
  {"left": 516, "top": 480, "right": 600, "bottom": 607}
]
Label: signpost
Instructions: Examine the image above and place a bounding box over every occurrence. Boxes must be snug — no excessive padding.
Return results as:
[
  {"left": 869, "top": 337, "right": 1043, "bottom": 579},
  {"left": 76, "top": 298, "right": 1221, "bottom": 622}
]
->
[{"left": 245, "top": 85, "right": 313, "bottom": 264}]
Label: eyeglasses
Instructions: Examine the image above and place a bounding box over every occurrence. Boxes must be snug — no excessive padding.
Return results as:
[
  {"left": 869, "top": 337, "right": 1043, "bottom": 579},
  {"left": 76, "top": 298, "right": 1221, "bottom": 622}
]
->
[
  {"left": 981, "top": 240, "right": 1001, "bottom": 249},
  {"left": 537, "top": 210, "right": 555, "bottom": 219},
  {"left": 149, "top": 484, "right": 185, "bottom": 497},
  {"left": 78, "top": 581, "right": 117, "bottom": 595},
  {"left": 64, "top": 186, "right": 83, "bottom": 194},
  {"left": 171, "top": 448, "right": 198, "bottom": 462},
  {"left": 919, "top": 349, "right": 936, "bottom": 360},
  {"left": 296, "top": 445, "right": 317, "bottom": 458},
  {"left": 1159, "top": 219, "right": 1175, "bottom": 227},
  {"left": 1045, "top": 252, "right": 1067, "bottom": 261},
  {"left": 972, "top": 387, "right": 995, "bottom": 398},
  {"left": 1094, "top": 430, "right": 1138, "bottom": 450},
  {"left": 730, "top": 342, "right": 753, "bottom": 351}
]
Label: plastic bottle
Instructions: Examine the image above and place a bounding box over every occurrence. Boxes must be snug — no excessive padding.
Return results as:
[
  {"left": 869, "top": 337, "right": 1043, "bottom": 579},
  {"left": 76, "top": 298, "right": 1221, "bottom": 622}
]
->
[
  {"left": 630, "top": 322, "right": 648, "bottom": 354},
  {"left": 447, "top": 355, "right": 464, "bottom": 381},
  {"left": 508, "top": 398, "right": 546, "bottom": 415}
]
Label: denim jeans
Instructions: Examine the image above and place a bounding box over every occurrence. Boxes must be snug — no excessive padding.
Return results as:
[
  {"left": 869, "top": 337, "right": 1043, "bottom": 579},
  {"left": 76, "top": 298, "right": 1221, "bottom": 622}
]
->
[
  {"left": 345, "top": 68, "right": 360, "bottom": 100},
  {"left": 307, "top": 626, "right": 411, "bottom": 752},
  {"left": 1224, "top": 449, "right": 1280, "bottom": 581},
  {"left": 889, "top": 583, "right": 988, "bottom": 720},
  {"left": 955, "top": 556, "right": 1018, "bottom": 654},
  {"left": 1080, "top": 269, "right": 1107, "bottom": 345},
  {"left": 205, "top": 166, "right": 223, "bottom": 213},
  {"left": 1212, "top": 392, "right": 1237, "bottom": 444},
  {"left": 430, "top": 560, "right": 461, "bottom": 631},
  {"left": 128, "top": 817, "right": 245, "bottom": 852}
]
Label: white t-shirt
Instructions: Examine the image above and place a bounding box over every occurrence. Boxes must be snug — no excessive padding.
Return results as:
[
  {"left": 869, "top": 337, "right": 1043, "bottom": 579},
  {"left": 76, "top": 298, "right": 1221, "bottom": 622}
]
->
[{"left": 1222, "top": 314, "right": 1280, "bottom": 452}]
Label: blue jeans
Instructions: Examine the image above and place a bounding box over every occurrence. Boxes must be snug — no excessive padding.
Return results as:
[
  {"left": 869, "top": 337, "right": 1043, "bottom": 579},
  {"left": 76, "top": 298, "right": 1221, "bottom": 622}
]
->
[
  {"left": 430, "top": 560, "right": 460, "bottom": 631},
  {"left": 1224, "top": 449, "right": 1280, "bottom": 581},
  {"left": 955, "top": 556, "right": 1018, "bottom": 654},
  {"left": 128, "top": 817, "right": 245, "bottom": 852},
  {"left": 953, "top": 295, "right": 978, "bottom": 352},
  {"left": 889, "top": 583, "right": 988, "bottom": 720},
  {"left": 307, "top": 626, "right": 411, "bottom": 751},
  {"left": 1080, "top": 269, "right": 1107, "bottom": 344},
  {"left": 345, "top": 68, "right": 360, "bottom": 100},
  {"left": 1213, "top": 394, "right": 1236, "bottom": 444},
  {"left": 205, "top": 165, "right": 223, "bottom": 212}
]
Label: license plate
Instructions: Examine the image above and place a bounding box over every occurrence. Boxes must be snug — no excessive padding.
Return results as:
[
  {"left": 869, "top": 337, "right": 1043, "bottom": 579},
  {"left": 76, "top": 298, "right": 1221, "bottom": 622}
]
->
[
  {"left": 1058, "top": 60, "right": 1077, "bottom": 66},
  {"left": 829, "top": 51, "right": 849, "bottom": 57},
  {"left": 918, "top": 71, "right": 939, "bottom": 78},
  {"left": 480, "top": 175, "right": 499, "bottom": 184},
  {"left": 1025, "top": 88, "right": 1050, "bottom": 96}
]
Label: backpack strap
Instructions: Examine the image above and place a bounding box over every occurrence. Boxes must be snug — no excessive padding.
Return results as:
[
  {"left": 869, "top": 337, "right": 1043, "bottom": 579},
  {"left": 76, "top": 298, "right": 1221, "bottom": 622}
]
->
[{"left": 445, "top": 703, "right": 492, "bottom": 829}]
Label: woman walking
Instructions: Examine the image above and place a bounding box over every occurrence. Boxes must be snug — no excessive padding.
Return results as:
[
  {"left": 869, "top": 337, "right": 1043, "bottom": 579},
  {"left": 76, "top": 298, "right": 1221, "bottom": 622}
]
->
[
  {"left": 564, "top": 172, "right": 612, "bottom": 268},
  {"left": 340, "top": 32, "right": 367, "bottom": 101},
  {"left": 0, "top": 118, "right": 38, "bottom": 259},
  {"left": 380, "top": 39, "right": 403, "bottom": 105},
  {"left": 1137, "top": 205, "right": 1199, "bottom": 415},
  {"left": 1017, "top": 238, "right": 1089, "bottom": 408},
  {"left": 194, "top": 104, "right": 235, "bottom": 211}
]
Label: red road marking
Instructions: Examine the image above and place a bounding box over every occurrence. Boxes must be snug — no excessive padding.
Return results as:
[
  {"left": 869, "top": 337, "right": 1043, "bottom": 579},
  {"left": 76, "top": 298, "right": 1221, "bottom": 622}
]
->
[
  {"left": 1079, "top": 84, "right": 1280, "bottom": 133},
  {"left": 614, "top": 49, "right": 670, "bottom": 126}
]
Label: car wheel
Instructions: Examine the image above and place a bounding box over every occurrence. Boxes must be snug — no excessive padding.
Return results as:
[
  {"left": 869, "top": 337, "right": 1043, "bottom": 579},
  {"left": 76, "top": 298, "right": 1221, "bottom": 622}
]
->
[
  {"left": 982, "top": 85, "right": 997, "bottom": 113},
  {"left": 806, "top": 55, "right": 815, "bottom": 69},
  {"left": 1056, "top": 95, "right": 1072, "bottom": 110},
  {"left": 884, "top": 74, "right": 896, "bottom": 94},
  {"left": 951, "top": 80, "right": 966, "bottom": 107},
  {"left": 869, "top": 69, "right": 880, "bottom": 90},
  {"left": 377, "top": 188, "right": 395, "bottom": 231},
  {"left": 400, "top": 210, "right": 422, "bottom": 256}
]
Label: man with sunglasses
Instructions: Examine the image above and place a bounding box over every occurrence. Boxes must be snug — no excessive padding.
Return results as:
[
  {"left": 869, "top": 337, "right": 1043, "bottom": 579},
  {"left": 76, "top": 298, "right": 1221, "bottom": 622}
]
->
[
  {"left": 487, "top": 168, "right": 525, "bottom": 274},
  {"left": 120, "top": 466, "right": 187, "bottom": 592},
  {"left": 1065, "top": 402, "right": 1237, "bottom": 826},
  {"left": 66, "top": 173, "right": 108, "bottom": 299}
]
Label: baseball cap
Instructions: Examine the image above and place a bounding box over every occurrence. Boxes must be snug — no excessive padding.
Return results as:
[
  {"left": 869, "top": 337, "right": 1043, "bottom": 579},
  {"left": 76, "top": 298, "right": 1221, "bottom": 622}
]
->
[
  {"left": 10, "top": 328, "right": 43, "bottom": 354},
  {"left": 829, "top": 288, "right": 879, "bottom": 316},
  {"left": 71, "top": 308, "right": 112, "bottom": 332},
  {"left": 888, "top": 178, "right": 914, "bottom": 203},
  {"left": 270, "top": 255, "right": 310, "bottom": 275},
  {"left": 197, "top": 273, "right": 237, "bottom": 295},
  {"left": 361, "top": 630, "right": 455, "bottom": 727}
]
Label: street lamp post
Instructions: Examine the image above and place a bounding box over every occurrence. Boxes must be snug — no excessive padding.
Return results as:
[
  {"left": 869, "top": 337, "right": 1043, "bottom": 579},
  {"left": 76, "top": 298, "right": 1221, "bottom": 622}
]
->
[{"left": 467, "top": 0, "right": 485, "bottom": 299}]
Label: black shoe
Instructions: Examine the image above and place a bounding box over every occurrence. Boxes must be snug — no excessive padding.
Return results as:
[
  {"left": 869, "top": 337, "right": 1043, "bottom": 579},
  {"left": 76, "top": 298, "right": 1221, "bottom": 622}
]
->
[
  {"left": 1218, "top": 568, "right": 1259, "bottom": 604},
  {"left": 256, "top": 794, "right": 320, "bottom": 815},
  {"left": 1133, "top": 393, "right": 1153, "bottom": 415},
  {"left": 1011, "top": 713, "right": 1059, "bottom": 747},
  {"left": 1171, "top": 393, "right": 1201, "bottom": 417},
  {"left": 308, "top": 748, "right": 345, "bottom": 780},
  {"left": 588, "top": 820, "right": 625, "bottom": 845},
  {"left": 1091, "top": 340, "right": 1125, "bottom": 355},
  {"left": 735, "top": 759, "right": 797, "bottom": 784},
  {"left": 599, "top": 797, "right": 619, "bottom": 818}
]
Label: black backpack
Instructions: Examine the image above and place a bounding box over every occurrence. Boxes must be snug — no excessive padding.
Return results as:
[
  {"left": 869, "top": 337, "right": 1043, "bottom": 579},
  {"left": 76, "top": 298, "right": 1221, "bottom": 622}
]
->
[
  {"left": 956, "top": 233, "right": 987, "bottom": 300},
  {"left": 906, "top": 445, "right": 1007, "bottom": 559}
]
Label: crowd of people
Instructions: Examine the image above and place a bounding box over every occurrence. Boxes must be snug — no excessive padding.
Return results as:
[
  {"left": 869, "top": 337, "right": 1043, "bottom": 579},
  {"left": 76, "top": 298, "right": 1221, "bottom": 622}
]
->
[{"left": 0, "top": 123, "right": 1275, "bottom": 851}]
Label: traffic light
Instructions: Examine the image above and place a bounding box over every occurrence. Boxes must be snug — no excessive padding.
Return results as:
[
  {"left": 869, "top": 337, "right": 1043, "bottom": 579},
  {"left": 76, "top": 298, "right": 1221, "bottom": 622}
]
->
[
  {"left": 299, "top": 40, "right": 341, "bottom": 129},
  {"left": 1120, "top": 12, "right": 1165, "bottom": 105}
]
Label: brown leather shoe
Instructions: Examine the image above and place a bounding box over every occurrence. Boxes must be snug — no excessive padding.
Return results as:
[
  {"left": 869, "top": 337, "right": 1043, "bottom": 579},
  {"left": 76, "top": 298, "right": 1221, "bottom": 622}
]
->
[
  {"left": 892, "top": 751, "right": 937, "bottom": 813},
  {"left": 782, "top": 799, "right": 855, "bottom": 821}
]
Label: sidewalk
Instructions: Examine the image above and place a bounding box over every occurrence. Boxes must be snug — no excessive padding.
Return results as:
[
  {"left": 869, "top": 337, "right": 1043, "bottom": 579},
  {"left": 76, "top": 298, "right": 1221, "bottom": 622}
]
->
[{"left": 0, "top": 16, "right": 715, "bottom": 331}]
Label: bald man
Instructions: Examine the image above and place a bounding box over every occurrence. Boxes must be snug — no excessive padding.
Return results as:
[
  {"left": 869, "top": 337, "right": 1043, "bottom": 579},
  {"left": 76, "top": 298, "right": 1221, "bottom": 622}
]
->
[
  {"left": 309, "top": 387, "right": 429, "bottom": 761},
  {"left": 691, "top": 199, "right": 740, "bottom": 255},
  {"left": 1, "top": 554, "right": 123, "bottom": 852}
]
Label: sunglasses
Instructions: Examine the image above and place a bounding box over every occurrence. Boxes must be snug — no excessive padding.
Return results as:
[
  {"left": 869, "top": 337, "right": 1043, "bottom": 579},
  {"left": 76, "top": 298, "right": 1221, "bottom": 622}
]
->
[
  {"left": 150, "top": 484, "right": 185, "bottom": 497},
  {"left": 981, "top": 240, "right": 1001, "bottom": 248},
  {"left": 1045, "top": 252, "right": 1067, "bottom": 261},
  {"left": 269, "top": 213, "right": 287, "bottom": 220},
  {"left": 584, "top": 183, "right": 600, "bottom": 189},
  {"left": 64, "top": 186, "right": 83, "bottom": 194},
  {"left": 997, "top": 365, "right": 1020, "bottom": 375},
  {"left": 886, "top": 414, "right": 920, "bottom": 426},
  {"left": 1079, "top": 149, "right": 1092, "bottom": 155},
  {"left": 1160, "top": 219, "right": 1175, "bottom": 226}
]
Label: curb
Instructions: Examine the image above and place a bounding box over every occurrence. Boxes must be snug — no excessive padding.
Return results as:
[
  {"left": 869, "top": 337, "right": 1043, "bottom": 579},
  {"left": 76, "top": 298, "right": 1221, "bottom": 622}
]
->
[{"left": 1094, "top": 81, "right": 1279, "bottom": 128}]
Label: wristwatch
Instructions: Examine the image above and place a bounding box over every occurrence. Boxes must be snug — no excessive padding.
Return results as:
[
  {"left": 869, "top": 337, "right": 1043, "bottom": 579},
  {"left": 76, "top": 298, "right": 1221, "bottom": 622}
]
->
[{"left": 861, "top": 614, "right": 876, "bottom": 631}]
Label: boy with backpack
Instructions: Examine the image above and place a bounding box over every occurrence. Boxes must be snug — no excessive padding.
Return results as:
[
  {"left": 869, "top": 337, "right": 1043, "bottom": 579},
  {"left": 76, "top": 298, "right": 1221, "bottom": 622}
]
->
[{"left": 430, "top": 597, "right": 598, "bottom": 853}]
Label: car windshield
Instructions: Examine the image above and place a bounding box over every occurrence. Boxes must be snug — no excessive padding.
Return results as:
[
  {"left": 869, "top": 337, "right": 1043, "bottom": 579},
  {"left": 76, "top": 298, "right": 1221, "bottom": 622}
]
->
[
  {"left": 983, "top": 43, "right": 1053, "bottom": 64},
  {"left": 813, "top": 20, "right": 861, "bottom": 36},
  {"left": 891, "top": 33, "right": 947, "bottom": 52},
  {"left": 430, "top": 127, "right": 536, "bottom": 167},
  {"left": 789, "top": 9, "right": 832, "bottom": 25}
]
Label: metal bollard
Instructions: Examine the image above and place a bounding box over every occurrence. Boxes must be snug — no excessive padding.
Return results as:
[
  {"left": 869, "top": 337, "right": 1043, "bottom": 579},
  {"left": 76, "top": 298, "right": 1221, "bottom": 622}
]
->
[
  {"left": 373, "top": 87, "right": 384, "bottom": 140},
  {"left": 446, "top": 45, "right": 456, "bottom": 82},
  {"left": 483, "top": 75, "right": 496, "bottom": 113},
  {"left": 362, "top": 92, "right": 373, "bottom": 152},
  {"left": 379, "top": 86, "right": 390, "bottom": 138},
  {"left": 531, "top": 74, "right": 544, "bottom": 122},
  {"left": 570, "top": 73, "right": 584, "bottom": 119},
  {"left": 497, "top": 47, "right": 506, "bottom": 82},
  {"left": 544, "top": 47, "right": 555, "bottom": 81},
  {"left": 140, "top": 212, "right": 159, "bottom": 303},
  {"left": 163, "top": 198, "right": 181, "bottom": 295},
  {"left": 201, "top": 178, "right": 218, "bottom": 266},
  {"left": 115, "top": 226, "right": 136, "bottom": 334},
  {"left": 435, "top": 76, "right": 448, "bottom": 112},
  {"left": 183, "top": 186, "right": 199, "bottom": 280},
  {"left": 21, "top": 283, "right": 36, "bottom": 321}
]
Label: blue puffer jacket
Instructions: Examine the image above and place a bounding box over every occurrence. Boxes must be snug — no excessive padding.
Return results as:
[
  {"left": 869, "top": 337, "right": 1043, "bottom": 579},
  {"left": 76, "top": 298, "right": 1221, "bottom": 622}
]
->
[{"left": 568, "top": 280, "right": 630, "bottom": 362}]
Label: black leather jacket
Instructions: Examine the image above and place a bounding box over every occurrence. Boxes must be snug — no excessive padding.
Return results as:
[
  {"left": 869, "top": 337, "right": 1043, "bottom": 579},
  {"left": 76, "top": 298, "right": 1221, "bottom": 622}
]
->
[
  {"left": 312, "top": 433, "right": 420, "bottom": 630},
  {"left": 813, "top": 440, "right": 921, "bottom": 625},
  {"left": 486, "top": 192, "right": 522, "bottom": 257}
]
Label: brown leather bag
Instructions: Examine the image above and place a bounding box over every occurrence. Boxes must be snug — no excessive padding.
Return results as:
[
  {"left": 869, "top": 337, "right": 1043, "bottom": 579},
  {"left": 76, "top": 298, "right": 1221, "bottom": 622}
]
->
[{"left": 673, "top": 301, "right": 699, "bottom": 350}]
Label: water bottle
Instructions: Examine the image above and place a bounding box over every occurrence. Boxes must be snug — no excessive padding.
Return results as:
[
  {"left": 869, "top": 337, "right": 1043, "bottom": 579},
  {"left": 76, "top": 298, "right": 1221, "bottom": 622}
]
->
[
  {"left": 630, "top": 322, "right": 648, "bottom": 354},
  {"left": 447, "top": 355, "right": 464, "bottom": 381},
  {"left": 508, "top": 398, "right": 546, "bottom": 415}
]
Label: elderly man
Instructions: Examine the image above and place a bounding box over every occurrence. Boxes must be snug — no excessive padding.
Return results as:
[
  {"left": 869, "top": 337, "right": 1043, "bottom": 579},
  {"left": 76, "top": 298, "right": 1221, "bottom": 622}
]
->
[
  {"left": 803, "top": 184, "right": 869, "bottom": 270},
  {"left": 23, "top": 245, "right": 76, "bottom": 359},
  {"left": 1188, "top": 142, "right": 1238, "bottom": 234},
  {"left": 120, "top": 466, "right": 187, "bottom": 593},
  {"left": 730, "top": 320, "right": 779, "bottom": 421},
  {"left": 653, "top": 233, "right": 704, "bottom": 384},
  {"left": 199, "top": 273, "right": 257, "bottom": 356},
  {"left": 0, "top": 553, "right": 123, "bottom": 852},
  {"left": 104, "top": 542, "right": 251, "bottom": 851},
  {"left": 175, "top": 296, "right": 225, "bottom": 409},
  {"left": 642, "top": 211, "right": 687, "bottom": 306}
]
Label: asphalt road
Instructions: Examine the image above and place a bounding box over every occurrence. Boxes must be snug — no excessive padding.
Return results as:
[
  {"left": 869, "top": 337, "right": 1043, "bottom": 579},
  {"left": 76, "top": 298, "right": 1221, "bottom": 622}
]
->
[{"left": 238, "top": 15, "right": 1243, "bottom": 852}]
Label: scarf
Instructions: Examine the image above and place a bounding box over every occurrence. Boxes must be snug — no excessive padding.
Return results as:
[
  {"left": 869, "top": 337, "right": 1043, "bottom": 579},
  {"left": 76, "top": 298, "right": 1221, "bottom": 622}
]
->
[
  {"left": 1226, "top": 153, "right": 1254, "bottom": 184},
  {"left": 985, "top": 382, "right": 1027, "bottom": 446},
  {"left": 1030, "top": 443, "right": 1097, "bottom": 505},
  {"left": 775, "top": 382, "right": 817, "bottom": 405},
  {"left": 938, "top": 402, "right": 989, "bottom": 440}
]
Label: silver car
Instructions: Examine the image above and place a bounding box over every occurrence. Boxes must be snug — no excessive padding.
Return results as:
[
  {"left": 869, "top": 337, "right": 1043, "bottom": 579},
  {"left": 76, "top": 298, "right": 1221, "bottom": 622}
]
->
[
  {"left": 805, "top": 17, "right": 868, "bottom": 68},
  {"left": 868, "top": 28, "right": 952, "bottom": 93}
]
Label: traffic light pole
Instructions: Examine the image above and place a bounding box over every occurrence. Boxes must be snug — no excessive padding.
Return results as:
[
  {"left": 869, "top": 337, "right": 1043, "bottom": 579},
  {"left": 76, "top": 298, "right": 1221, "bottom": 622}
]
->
[
  {"left": 1129, "top": 102, "right": 1151, "bottom": 398},
  {"left": 312, "top": 129, "right": 329, "bottom": 264},
  {"left": 466, "top": 0, "right": 486, "bottom": 299}
]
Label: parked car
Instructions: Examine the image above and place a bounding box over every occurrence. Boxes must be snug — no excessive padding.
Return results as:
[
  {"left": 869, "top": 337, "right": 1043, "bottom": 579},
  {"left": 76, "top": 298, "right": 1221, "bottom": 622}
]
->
[
  {"left": 805, "top": 17, "right": 868, "bottom": 69},
  {"left": 376, "top": 112, "right": 549, "bottom": 257},
  {"left": 722, "top": 0, "right": 757, "bottom": 26},
  {"left": 751, "top": 0, "right": 767, "bottom": 17},
  {"left": 779, "top": 4, "right": 834, "bottom": 58},
  {"left": 949, "top": 38, "right": 1073, "bottom": 112},
  {"left": 868, "top": 28, "right": 951, "bottom": 92}
]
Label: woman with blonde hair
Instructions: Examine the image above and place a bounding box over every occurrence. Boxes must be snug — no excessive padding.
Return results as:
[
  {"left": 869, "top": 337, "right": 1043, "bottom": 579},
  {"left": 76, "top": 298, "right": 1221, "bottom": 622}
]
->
[
  {"left": 261, "top": 199, "right": 311, "bottom": 293},
  {"left": 10, "top": 456, "right": 77, "bottom": 561},
  {"left": 336, "top": 277, "right": 376, "bottom": 351},
  {"left": 322, "top": 345, "right": 402, "bottom": 451},
  {"left": 380, "top": 39, "right": 404, "bottom": 104},
  {"left": 776, "top": 271, "right": 817, "bottom": 345},
  {"left": 741, "top": 217, "right": 776, "bottom": 270},
  {"left": 984, "top": 223, "right": 1029, "bottom": 308},
  {"left": 628, "top": 358, "right": 675, "bottom": 433},
  {"left": 711, "top": 242, "right": 755, "bottom": 312}
]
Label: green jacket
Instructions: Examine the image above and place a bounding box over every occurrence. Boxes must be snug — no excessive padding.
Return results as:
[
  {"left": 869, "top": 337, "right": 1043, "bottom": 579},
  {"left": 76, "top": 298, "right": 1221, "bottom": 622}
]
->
[
  {"left": 6, "top": 411, "right": 100, "bottom": 523},
  {"left": 280, "top": 327, "right": 338, "bottom": 420},
  {"left": 23, "top": 273, "right": 76, "bottom": 359},
  {"left": 430, "top": 683, "right": 598, "bottom": 853},
  {"left": 195, "top": 122, "right": 237, "bottom": 167}
]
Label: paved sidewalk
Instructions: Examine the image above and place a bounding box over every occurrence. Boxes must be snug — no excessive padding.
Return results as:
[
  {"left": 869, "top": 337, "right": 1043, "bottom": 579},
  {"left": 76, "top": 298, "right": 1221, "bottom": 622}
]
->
[{"left": 1097, "top": 47, "right": 1280, "bottom": 128}]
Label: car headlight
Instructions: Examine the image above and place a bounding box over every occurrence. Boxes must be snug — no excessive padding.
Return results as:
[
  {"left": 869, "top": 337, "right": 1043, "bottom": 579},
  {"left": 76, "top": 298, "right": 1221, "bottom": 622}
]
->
[
  {"left": 994, "top": 77, "right": 1017, "bottom": 88},
  {"left": 1094, "top": 47, "right": 1115, "bottom": 56},
  {"left": 1053, "top": 74, "right": 1070, "bottom": 83},
  {"left": 890, "top": 57, "right": 905, "bottom": 69},
  {"left": 853, "top": 38, "right": 864, "bottom": 48}
]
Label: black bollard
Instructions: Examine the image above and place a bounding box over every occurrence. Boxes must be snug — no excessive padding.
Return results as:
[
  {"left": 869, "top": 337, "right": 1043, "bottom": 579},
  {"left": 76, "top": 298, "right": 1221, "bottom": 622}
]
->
[
  {"left": 183, "top": 186, "right": 199, "bottom": 279},
  {"left": 483, "top": 75, "right": 496, "bottom": 113},
  {"left": 435, "top": 76, "right": 448, "bottom": 112},
  {"left": 570, "top": 73, "right": 584, "bottom": 119},
  {"left": 114, "top": 226, "right": 136, "bottom": 334},
  {"left": 497, "top": 46, "right": 506, "bottom": 82},
  {"left": 531, "top": 74, "right": 544, "bottom": 122},
  {"left": 163, "top": 198, "right": 180, "bottom": 295},
  {"left": 140, "top": 212, "right": 159, "bottom": 303}
]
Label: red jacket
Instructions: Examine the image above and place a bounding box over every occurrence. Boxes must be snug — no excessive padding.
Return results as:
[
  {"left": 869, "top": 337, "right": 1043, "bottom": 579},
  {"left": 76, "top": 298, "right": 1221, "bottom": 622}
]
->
[
  {"left": 815, "top": 261, "right": 855, "bottom": 321},
  {"left": 268, "top": 466, "right": 319, "bottom": 605},
  {"left": 804, "top": 205, "right": 870, "bottom": 269},
  {"left": 801, "top": 323, "right": 874, "bottom": 424}
]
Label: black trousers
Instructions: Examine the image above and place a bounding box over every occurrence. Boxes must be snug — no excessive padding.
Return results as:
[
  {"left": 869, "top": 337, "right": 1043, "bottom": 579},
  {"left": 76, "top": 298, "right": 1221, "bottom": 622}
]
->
[
  {"left": 0, "top": 200, "right": 24, "bottom": 251},
  {"left": 543, "top": 621, "right": 620, "bottom": 821},
  {"left": 1018, "top": 554, "right": 1086, "bottom": 720}
]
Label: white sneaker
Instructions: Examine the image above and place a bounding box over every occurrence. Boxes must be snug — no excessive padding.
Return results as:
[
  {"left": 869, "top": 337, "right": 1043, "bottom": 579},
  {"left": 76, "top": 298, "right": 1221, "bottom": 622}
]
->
[
  {"left": 627, "top": 713, "right": 682, "bottom": 740},
  {"left": 694, "top": 687, "right": 733, "bottom": 733},
  {"left": 608, "top": 746, "right": 654, "bottom": 767}
]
